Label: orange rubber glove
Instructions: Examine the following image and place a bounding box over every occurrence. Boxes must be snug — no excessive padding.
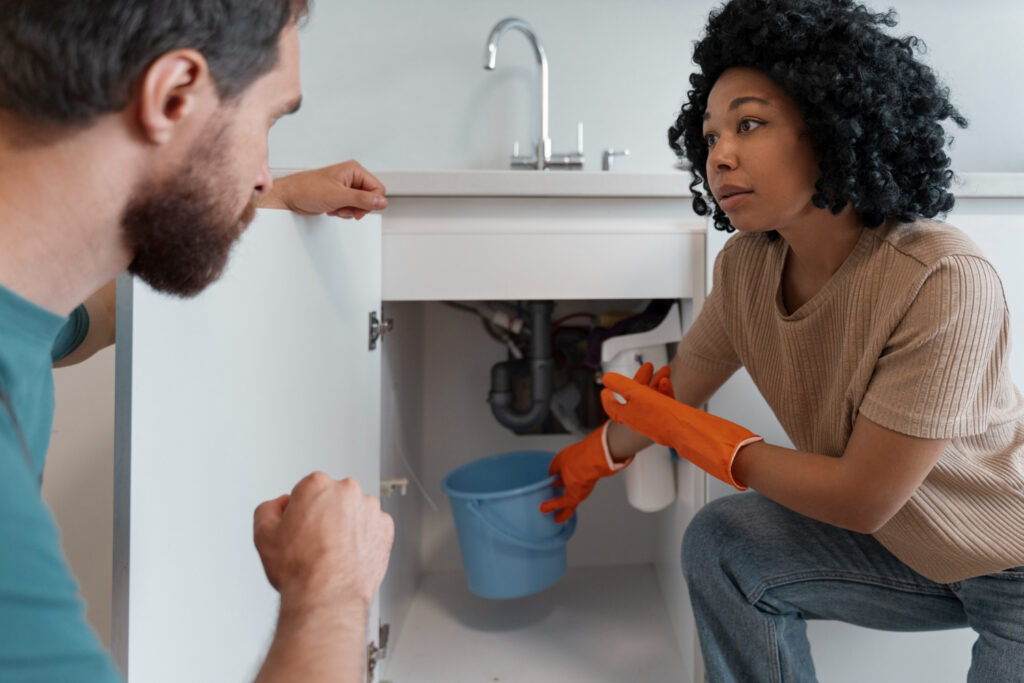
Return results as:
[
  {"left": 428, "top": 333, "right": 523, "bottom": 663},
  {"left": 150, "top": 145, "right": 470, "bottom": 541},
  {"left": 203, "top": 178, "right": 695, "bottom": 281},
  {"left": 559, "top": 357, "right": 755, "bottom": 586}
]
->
[
  {"left": 540, "top": 363, "right": 671, "bottom": 523},
  {"left": 650, "top": 364, "right": 674, "bottom": 399},
  {"left": 600, "top": 371, "right": 763, "bottom": 490}
]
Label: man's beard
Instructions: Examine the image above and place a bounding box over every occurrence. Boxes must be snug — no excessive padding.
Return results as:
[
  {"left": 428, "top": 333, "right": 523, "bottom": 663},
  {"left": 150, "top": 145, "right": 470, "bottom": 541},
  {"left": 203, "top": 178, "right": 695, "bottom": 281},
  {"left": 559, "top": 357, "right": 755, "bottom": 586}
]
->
[{"left": 122, "top": 122, "right": 258, "bottom": 298}]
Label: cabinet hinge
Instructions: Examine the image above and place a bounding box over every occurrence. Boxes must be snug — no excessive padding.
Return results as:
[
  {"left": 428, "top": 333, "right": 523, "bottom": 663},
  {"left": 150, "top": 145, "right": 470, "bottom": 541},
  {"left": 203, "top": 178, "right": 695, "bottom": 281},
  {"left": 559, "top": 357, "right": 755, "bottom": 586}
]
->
[
  {"left": 367, "top": 622, "right": 391, "bottom": 680},
  {"left": 369, "top": 311, "right": 394, "bottom": 350}
]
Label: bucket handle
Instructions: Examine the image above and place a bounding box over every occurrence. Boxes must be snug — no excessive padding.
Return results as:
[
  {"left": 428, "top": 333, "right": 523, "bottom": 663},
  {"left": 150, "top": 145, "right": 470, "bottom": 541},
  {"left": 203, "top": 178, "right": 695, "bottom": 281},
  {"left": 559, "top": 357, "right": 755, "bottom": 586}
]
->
[{"left": 466, "top": 500, "right": 577, "bottom": 551}]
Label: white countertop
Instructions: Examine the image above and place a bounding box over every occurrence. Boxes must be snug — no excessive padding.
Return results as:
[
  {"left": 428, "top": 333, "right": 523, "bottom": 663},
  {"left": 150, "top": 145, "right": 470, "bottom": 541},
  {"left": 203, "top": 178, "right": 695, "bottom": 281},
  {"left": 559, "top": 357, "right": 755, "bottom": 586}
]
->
[
  {"left": 953, "top": 173, "right": 1024, "bottom": 199},
  {"left": 375, "top": 170, "right": 692, "bottom": 198},
  {"left": 274, "top": 168, "right": 1024, "bottom": 199}
]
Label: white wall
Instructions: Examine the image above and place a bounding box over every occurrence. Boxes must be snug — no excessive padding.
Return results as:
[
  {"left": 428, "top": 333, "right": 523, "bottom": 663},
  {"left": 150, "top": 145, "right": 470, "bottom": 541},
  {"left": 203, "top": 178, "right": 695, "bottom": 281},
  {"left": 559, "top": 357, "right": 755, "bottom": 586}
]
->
[
  {"left": 271, "top": 0, "right": 1024, "bottom": 174},
  {"left": 45, "top": 348, "right": 115, "bottom": 649}
]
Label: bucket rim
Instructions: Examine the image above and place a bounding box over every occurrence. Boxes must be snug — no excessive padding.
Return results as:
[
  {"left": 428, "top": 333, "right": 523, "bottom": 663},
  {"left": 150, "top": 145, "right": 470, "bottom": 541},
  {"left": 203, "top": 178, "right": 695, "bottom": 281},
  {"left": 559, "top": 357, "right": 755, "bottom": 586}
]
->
[{"left": 441, "top": 450, "right": 558, "bottom": 501}]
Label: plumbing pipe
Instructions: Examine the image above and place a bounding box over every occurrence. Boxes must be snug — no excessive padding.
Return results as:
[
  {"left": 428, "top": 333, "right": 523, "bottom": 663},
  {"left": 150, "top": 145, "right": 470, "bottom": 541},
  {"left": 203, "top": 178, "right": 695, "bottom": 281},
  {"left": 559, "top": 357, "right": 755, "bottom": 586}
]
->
[{"left": 487, "top": 301, "right": 554, "bottom": 432}]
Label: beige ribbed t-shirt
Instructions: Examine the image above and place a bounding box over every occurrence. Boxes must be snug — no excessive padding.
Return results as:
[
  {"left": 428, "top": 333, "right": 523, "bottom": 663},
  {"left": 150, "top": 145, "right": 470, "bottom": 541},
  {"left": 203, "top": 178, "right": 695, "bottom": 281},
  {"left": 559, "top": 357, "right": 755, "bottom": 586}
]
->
[{"left": 678, "top": 219, "right": 1024, "bottom": 583}]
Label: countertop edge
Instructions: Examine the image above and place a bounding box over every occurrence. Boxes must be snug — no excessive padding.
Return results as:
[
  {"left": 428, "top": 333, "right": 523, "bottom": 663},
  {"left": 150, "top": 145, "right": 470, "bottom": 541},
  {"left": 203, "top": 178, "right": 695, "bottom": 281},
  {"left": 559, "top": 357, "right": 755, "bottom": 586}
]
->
[{"left": 272, "top": 168, "right": 1024, "bottom": 199}]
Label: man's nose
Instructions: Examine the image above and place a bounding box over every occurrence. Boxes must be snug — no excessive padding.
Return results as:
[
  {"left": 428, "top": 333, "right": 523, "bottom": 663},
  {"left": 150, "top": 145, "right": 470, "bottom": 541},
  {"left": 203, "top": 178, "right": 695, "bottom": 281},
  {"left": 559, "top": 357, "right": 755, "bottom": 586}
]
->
[{"left": 254, "top": 161, "right": 273, "bottom": 196}]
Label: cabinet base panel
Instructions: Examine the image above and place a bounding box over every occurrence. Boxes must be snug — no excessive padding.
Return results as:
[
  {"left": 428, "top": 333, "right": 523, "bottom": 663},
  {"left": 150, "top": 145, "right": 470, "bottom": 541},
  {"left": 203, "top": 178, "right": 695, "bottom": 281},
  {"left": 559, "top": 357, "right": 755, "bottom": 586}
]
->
[{"left": 382, "top": 564, "right": 685, "bottom": 682}]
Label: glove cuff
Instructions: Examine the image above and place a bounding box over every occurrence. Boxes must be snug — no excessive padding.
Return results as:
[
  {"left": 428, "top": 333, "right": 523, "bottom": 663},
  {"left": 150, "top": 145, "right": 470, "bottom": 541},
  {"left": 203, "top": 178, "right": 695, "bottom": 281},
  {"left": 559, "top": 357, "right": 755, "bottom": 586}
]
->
[
  {"left": 725, "top": 435, "right": 763, "bottom": 491},
  {"left": 601, "top": 421, "right": 634, "bottom": 473}
]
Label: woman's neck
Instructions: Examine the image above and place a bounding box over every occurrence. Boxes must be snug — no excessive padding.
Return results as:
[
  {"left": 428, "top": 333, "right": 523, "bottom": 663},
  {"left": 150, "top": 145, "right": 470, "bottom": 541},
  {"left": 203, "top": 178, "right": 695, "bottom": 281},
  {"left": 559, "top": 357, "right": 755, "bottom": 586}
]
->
[
  {"left": 780, "top": 207, "right": 864, "bottom": 277},
  {"left": 777, "top": 207, "right": 865, "bottom": 313}
]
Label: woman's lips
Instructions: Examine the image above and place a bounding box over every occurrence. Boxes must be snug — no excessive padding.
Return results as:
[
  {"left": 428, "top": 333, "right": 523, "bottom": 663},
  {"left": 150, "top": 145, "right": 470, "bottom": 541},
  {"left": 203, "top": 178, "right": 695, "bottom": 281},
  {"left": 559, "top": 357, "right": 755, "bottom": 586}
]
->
[{"left": 719, "top": 190, "right": 753, "bottom": 211}]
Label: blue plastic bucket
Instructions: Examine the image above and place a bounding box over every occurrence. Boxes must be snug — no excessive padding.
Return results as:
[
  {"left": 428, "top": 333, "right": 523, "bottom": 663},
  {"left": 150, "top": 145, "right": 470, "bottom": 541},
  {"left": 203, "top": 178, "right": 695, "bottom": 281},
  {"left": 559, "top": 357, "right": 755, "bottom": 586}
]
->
[{"left": 441, "top": 450, "right": 577, "bottom": 599}]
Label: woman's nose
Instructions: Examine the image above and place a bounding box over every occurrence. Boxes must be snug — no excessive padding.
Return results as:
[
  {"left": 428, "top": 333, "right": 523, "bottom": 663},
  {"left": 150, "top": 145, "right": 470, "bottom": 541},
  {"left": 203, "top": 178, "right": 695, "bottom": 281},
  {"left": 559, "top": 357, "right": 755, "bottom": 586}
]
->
[{"left": 708, "top": 136, "right": 738, "bottom": 171}]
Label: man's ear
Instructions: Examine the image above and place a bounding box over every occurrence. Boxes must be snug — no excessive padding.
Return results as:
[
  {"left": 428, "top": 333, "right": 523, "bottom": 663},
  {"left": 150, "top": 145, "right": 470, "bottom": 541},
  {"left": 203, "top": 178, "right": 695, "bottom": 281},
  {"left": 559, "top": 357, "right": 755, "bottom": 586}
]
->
[{"left": 137, "top": 49, "right": 217, "bottom": 145}]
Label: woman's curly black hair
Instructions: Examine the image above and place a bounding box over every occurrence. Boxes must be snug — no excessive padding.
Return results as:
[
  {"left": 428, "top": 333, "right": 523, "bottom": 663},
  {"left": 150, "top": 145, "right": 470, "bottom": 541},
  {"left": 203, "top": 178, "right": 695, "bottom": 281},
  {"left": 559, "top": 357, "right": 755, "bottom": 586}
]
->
[{"left": 669, "top": 0, "right": 968, "bottom": 232}]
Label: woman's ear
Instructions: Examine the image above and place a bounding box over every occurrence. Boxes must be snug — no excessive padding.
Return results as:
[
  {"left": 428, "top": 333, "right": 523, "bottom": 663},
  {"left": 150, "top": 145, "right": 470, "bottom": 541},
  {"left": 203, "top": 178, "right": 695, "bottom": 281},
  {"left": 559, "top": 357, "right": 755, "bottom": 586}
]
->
[{"left": 136, "top": 49, "right": 216, "bottom": 145}]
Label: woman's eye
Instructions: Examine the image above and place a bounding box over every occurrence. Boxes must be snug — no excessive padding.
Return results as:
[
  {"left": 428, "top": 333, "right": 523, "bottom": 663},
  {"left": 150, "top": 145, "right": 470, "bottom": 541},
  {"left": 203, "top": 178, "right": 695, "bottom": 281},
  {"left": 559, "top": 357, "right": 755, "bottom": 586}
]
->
[
  {"left": 738, "top": 119, "right": 763, "bottom": 133},
  {"left": 703, "top": 133, "right": 718, "bottom": 147}
]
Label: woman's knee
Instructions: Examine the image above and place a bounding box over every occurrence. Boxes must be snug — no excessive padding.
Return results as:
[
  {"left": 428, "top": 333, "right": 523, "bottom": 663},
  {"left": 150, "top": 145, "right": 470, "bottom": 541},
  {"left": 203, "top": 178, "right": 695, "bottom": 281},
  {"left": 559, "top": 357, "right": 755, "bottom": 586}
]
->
[
  {"left": 682, "top": 493, "right": 791, "bottom": 581},
  {"left": 682, "top": 494, "right": 748, "bottom": 580}
]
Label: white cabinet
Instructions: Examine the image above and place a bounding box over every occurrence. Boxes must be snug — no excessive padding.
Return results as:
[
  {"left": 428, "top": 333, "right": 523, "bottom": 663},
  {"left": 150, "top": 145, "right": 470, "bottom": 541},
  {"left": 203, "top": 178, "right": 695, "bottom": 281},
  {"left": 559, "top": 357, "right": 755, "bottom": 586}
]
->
[
  {"left": 379, "top": 188, "right": 708, "bottom": 682},
  {"left": 113, "top": 212, "right": 384, "bottom": 682},
  {"left": 113, "top": 174, "right": 1024, "bottom": 682},
  {"left": 114, "top": 190, "right": 711, "bottom": 682}
]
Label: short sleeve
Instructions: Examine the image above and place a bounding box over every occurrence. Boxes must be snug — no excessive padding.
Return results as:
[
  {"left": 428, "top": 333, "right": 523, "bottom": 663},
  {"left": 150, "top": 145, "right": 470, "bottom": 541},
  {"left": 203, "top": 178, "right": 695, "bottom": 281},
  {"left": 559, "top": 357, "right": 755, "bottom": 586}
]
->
[
  {"left": 0, "top": 431, "right": 123, "bottom": 681},
  {"left": 51, "top": 304, "right": 90, "bottom": 363},
  {"left": 859, "top": 255, "right": 1007, "bottom": 439},
  {"left": 676, "top": 248, "right": 743, "bottom": 376}
]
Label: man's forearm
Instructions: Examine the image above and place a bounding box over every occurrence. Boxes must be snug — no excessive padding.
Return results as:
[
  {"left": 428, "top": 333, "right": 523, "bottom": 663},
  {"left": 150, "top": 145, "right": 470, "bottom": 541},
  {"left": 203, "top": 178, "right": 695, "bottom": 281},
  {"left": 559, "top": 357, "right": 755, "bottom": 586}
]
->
[{"left": 255, "top": 596, "right": 368, "bottom": 683}]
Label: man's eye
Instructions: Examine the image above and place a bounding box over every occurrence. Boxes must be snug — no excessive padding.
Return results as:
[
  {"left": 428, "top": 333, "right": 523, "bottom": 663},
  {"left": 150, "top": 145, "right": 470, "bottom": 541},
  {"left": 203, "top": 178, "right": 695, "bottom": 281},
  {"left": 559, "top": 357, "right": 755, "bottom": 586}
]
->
[
  {"left": 703, "top": 133, "right": 718, "bottom": 147},
  {"left": 739, "top": 119, "right": 763, "bottom": 133}
]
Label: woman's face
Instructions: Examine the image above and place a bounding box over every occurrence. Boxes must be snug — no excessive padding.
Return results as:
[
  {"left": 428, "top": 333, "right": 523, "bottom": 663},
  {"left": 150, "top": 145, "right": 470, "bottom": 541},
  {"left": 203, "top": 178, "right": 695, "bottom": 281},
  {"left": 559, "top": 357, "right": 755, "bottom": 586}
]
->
[{"left": 702, "top": 67, "right": 821, "bottom": 233}]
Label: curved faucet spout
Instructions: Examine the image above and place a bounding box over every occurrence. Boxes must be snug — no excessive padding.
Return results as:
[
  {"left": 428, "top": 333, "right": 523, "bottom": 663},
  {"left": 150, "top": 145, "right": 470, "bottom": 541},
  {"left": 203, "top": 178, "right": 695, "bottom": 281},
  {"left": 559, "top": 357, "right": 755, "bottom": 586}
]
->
[
  {"left": 484, "top": 18, "right": 546, "bottom": 69},
  {"left": 483, "top": 17, "right": 550, "bottom": 169}
]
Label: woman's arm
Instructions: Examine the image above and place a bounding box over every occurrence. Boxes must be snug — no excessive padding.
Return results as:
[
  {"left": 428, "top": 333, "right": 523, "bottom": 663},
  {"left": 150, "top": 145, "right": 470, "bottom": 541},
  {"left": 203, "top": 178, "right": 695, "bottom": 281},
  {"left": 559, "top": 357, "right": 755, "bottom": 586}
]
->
[
  {"left": 732, "top": 415, "right": 948, "bottom": 533},
  {"left": 602, "top": 364, "right": 949, "bottom": 533}
]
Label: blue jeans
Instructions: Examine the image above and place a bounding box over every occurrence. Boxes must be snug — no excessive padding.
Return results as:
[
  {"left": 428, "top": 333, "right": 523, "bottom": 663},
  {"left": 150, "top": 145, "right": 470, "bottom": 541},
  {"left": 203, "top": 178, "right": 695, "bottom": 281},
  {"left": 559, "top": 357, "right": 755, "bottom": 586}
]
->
[{"left": 682, "top": 493, "right": 1024, "bottom": 682}]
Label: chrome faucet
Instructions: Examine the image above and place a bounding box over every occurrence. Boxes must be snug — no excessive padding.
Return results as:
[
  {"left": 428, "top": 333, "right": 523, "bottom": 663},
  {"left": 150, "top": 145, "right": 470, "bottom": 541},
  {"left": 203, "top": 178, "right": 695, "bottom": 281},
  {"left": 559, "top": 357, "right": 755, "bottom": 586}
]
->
[{"left": 483, "top": 18, "right": 584, "bottom": 170}]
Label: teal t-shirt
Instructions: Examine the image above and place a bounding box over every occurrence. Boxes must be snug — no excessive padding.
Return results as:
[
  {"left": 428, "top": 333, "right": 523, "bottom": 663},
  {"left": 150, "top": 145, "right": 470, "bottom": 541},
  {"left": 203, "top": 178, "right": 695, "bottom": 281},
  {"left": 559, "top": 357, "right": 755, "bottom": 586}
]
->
[{"left": 0, "top": 285, "right": 122, "bottom": 682}]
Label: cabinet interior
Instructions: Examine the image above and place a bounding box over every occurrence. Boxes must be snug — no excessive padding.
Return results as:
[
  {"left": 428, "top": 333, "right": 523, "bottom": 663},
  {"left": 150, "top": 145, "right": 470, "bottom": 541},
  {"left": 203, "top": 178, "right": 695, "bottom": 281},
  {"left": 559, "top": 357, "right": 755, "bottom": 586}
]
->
[{"left": 377, "top": 298, "right": 704, "bottom": 682}]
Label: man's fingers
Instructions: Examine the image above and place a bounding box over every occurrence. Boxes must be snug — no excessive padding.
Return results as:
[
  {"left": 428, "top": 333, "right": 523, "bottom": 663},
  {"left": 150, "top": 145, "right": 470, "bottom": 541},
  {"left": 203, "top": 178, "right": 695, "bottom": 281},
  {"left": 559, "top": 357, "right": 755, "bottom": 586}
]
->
[
  {"left": 290, "top": 470, "right": 337, "bottom": 501},
  {"left": 339, "top": 160, "right": 386, "bottom": 194},
  {"left": 253, "top": 494, "right": 290, "bottom": 535},
  {"left": 357, "top": 175, "right": 386, "bottom": 195},
  {"left": 353, "top": 173, "right": 386, "bottom": 195},
  {"left": 333, "top": 188, "right": 386, "bottom": 213}
]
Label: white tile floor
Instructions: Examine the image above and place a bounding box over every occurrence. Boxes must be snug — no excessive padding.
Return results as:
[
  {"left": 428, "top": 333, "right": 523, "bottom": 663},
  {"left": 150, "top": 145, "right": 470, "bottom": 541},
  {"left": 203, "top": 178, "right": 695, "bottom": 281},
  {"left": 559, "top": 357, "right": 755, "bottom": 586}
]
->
[{"left": 382, "top": 564, "right": 685, "bottom": 683}]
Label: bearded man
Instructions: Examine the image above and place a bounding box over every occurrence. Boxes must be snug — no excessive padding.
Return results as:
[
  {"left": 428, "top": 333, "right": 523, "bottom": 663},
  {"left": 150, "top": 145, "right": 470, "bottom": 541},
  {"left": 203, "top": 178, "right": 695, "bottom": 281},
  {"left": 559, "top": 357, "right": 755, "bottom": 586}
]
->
[{"left": 0, "top": 1, "right": 394, "bottom": 680}]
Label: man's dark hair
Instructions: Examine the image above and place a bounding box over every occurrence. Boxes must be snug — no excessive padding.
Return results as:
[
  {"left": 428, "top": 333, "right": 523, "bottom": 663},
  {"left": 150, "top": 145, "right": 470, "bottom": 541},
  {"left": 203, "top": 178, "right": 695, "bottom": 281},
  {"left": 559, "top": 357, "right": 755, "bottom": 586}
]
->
[
  {"left": 669, "top": 0, "right": 968, "bottom": 232},
  {"left": 0, "top": 0, "right": 310, "bottom": 126}
]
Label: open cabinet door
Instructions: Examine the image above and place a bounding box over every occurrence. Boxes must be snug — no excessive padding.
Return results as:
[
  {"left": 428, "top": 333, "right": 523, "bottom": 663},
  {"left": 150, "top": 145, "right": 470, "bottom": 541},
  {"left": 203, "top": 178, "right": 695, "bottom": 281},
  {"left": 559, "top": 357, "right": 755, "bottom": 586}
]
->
[{"left": 113, "top": 210, "right": 383, "bottom": 682}]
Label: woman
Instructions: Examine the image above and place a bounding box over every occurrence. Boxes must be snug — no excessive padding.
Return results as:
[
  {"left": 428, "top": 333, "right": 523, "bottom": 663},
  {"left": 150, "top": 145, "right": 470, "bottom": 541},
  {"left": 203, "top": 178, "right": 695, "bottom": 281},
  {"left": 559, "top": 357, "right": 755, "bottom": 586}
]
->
[{"left": 540, "top": 1, "right": 1024, "bottom": 680}]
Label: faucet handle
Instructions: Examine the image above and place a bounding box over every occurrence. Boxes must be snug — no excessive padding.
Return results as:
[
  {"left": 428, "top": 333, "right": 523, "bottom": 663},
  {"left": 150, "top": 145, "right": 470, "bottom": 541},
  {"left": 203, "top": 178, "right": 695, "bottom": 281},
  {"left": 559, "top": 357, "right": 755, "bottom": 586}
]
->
[
  {"left": 602, "top": 148, "right": 631, "bottom": 171},
  {"left": 511, "top": 140, "right": 541, "bottom": 169},
  {"left": 546, "top": 125, "right": 585, "bottom": 170}
]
